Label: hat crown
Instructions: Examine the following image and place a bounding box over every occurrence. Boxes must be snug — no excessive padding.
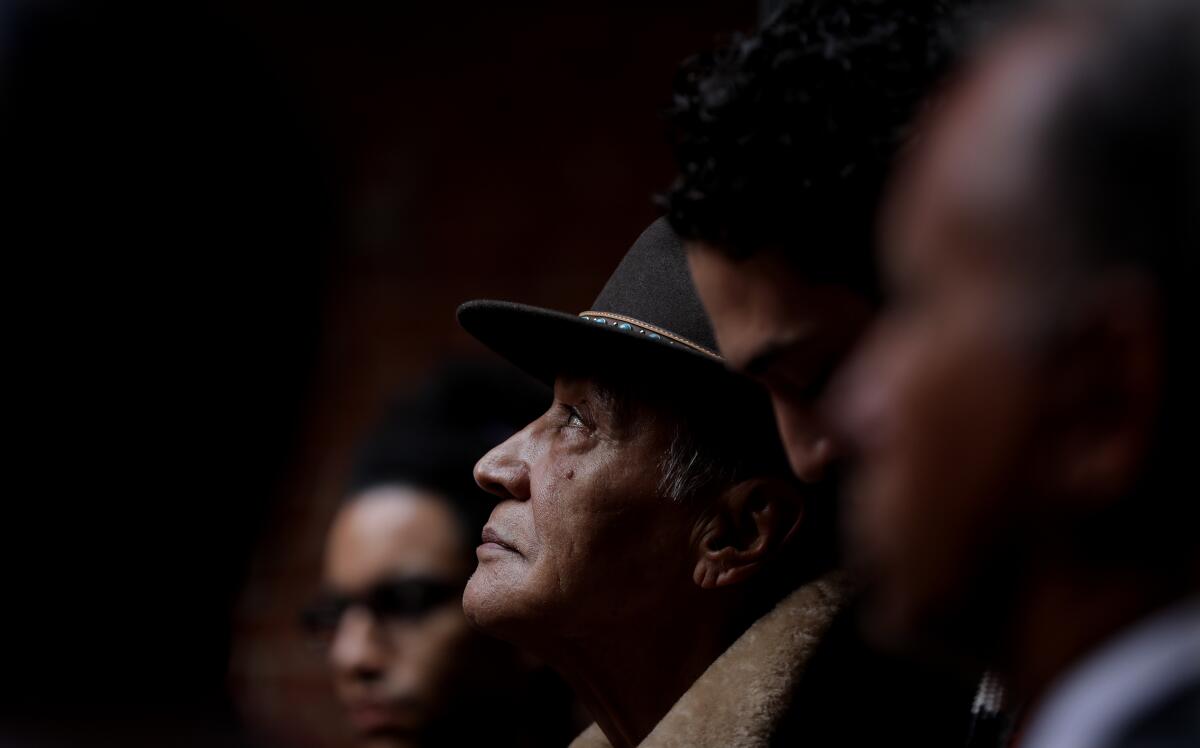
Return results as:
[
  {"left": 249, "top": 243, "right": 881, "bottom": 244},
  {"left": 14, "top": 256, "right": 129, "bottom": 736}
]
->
[{"left": 588, "top": 218, "right": 718, "bottom": 354}]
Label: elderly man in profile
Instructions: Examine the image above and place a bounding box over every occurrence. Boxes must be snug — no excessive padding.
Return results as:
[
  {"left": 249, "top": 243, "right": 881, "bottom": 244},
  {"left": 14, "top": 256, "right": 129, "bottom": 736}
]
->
[
  {"left": 830, "top": 1, "right": 1200, "bottom": 747},
  {"left": 457, "top": 218, "right": 972, "bottom": 748}
]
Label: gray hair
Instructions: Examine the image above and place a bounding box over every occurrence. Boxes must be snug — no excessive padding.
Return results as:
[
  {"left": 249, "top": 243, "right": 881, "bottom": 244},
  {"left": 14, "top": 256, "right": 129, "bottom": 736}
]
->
[
  {"left": 585, "top": 370, "right": 791, "bottom": 504},
  {"left": 657, "top": 417, "right": 742, "bottom": 504}
]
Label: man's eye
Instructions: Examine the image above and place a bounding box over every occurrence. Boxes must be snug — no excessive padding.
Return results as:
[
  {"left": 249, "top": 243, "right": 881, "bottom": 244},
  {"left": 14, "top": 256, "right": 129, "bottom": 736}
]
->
[
  {"left": 300, "top": 597, "right": 347, "bottom": 635},
  {"left": 566, "top": 407, "right": 586, "bottom": 428}
]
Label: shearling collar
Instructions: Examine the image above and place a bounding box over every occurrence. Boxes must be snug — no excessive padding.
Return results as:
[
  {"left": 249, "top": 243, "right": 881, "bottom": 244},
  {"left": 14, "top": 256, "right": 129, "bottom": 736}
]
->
[{"left": 569, "top": 572, "right": 851, "bottom": 748}]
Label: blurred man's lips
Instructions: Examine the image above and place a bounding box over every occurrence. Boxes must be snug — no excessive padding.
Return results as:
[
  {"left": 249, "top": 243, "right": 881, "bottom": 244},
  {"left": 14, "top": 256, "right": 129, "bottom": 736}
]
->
[
  {"left": 346, "top": 701, "right": 415, "bottom": 734},
  {"left": 479, "top": 526, "right": 520, "bottom": 556}
]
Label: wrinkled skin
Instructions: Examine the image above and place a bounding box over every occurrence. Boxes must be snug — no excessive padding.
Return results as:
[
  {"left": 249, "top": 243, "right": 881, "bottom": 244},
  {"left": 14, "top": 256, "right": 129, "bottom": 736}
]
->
[{"left": 464, "top": 377, "right": 702, "bottom": 645}]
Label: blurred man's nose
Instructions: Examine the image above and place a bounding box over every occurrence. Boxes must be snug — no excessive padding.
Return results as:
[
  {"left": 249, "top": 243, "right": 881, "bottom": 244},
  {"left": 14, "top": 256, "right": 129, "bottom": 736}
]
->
[
  {"left": 474, "top": 428, "right": 532, "bottom": 502},
  {"left": 330, "top": 607, "right": 387, "bottom": 683}
]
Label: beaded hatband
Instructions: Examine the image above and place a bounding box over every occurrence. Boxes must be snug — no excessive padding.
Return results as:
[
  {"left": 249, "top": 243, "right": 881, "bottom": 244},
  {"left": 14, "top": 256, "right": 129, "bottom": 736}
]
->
[{"left": 578, "top": 311, "right": 722, "bottom": 361}]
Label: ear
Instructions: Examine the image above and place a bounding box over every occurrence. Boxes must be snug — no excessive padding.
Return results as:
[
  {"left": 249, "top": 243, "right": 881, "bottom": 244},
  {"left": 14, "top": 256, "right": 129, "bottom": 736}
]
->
[
  {"left": 1041, "top": 275, "right": 1162, "bottom": 509},
  {"left": 692, "top": 477, "right": 805, "bottom": 589}
]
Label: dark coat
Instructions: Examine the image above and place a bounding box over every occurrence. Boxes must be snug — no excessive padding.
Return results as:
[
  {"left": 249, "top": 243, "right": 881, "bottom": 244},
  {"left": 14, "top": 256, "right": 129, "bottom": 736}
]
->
[{"left": 771, "top": 598, "right": 978, "bottom": 747}]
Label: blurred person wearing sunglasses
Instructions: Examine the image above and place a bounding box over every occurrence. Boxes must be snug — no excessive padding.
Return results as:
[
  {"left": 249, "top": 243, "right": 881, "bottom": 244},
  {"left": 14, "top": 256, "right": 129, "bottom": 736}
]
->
[
  {"left": 304, "top": 362, "right": 574, "bottom": 748},
  {"left": 830, "top": 1, "right": 1200, "bottom": 747}
]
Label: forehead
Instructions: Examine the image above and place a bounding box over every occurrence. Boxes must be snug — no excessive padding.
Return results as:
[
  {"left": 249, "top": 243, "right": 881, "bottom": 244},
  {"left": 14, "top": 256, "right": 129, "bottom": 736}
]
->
[
  {"left": 686, "top": 243, "right": 870, "bottom": 372},
  {"left": 886, "top": 23, "right": 1089, "bottom": 271},
  {"left": 324, "top": 486, "right": 468, "bottom": 589}
]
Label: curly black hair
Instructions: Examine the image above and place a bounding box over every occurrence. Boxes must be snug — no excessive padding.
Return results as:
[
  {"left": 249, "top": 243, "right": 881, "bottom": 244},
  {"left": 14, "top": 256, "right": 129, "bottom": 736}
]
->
[{"left": 664, "top": 0, "right": 971, "bottom": 292}]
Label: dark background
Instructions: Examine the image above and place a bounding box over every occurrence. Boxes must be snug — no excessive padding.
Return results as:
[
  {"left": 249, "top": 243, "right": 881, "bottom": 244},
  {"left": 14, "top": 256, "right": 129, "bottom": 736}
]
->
[{"left": 0, "top": 1, "right": 753, "bottom": 744}]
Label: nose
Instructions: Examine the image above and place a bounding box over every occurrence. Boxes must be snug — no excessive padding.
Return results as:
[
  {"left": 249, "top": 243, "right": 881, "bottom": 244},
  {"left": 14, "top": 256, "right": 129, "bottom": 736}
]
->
[
  {"left": 473, "top": 428, "right": 532, "bottom": 502},
  {"left": 329, "top": 606, "right": 387, "bottom": 685},
  {"left": 770, "top": 396, "right": 838, "bottom": 483}
]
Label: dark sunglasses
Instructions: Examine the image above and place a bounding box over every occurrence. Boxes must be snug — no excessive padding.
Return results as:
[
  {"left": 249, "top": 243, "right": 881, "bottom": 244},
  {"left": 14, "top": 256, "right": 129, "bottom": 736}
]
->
[{"left": 300, "top": 576, "right": 462, "bottom": 635}]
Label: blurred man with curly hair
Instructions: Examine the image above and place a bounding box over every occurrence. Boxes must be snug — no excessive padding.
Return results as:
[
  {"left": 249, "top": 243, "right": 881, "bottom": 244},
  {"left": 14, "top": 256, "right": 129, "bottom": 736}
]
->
[
  {"left": 652, "top": 2, "right": 1008, "bottom": 744},
  {"left": 665, "top": 0, "right": 967, "bottom": 484},
  {"left": 663, "top": 2, "right": 1011, "bottom": 745}
]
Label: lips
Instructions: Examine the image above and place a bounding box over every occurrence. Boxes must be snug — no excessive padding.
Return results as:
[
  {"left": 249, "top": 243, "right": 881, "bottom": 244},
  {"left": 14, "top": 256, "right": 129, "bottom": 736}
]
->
[
  {"left": 345, "top": 700, "right": 416, "bottom": 734},
  {"left": 480, "top": 525, "right": 520, "bottom": 554}
]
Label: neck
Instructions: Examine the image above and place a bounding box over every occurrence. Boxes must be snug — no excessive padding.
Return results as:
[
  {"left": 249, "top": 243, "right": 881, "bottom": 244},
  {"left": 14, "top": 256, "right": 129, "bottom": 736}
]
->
[
  {"left": 1000, "top": 560, "right": 1189, "bottom": 709},
  {"left": 544, "top": 602, "right": 738, "bottom": 748}
]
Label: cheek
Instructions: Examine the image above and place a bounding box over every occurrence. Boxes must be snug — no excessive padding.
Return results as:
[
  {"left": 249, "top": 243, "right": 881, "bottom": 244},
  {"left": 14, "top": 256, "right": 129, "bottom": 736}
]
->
[
  {"left": 534, "top": 459, "right": 690, "bottom": 611},
  {"left": 523, "top": 461, "right": 582, "bottom": 579},
  {"left": 530, "top": 481, "right": 610, "bottom": 590},
  {"left": 873, "top": 311, "right": 1029, "bottom": 499},
  {"left": 531, "top": 444, "right": 641, "bottom": 548},
  {"left": 855, "top": 314, "right": 1037, "bottom": 620}
]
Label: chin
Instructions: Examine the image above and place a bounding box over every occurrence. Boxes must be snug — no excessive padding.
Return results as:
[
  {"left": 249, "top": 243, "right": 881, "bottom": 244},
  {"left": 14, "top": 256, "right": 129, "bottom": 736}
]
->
[
  {"left": 860, "top": 588, "right": 923, "bottom": 654},
  {"left": 851, "top": 551, "right": 936, "bottom": 649},
  {"left": 463, "top": 563, "right": 548, "bottom": 648},
  {"left": 461, "top": 572, "right": 491, "bottom": 627},
  {"left": 864, "top": 578, "right": 997, "bottom": 673},
  {"left": 463, "top": 565, "right": 515, "bottom": 632}
]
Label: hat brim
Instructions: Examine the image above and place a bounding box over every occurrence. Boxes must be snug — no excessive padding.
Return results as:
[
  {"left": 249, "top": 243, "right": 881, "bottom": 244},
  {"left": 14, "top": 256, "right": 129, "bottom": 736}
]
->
[{"left": 457, "top": 299, "right": 748, "bottom": 393}]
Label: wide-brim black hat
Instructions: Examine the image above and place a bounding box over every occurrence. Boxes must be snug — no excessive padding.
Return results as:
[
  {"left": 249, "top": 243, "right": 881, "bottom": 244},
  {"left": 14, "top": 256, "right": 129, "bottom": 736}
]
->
[{"left": 458, "top": 218, "right": 757, "bottom": 396}]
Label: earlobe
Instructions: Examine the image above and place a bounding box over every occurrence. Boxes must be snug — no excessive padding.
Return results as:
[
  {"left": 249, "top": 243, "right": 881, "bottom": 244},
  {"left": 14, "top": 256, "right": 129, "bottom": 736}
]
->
[
  {"left": 692, "top": 546, "right": 724, "bottom": 588},
  {"left": 691, "top": 478, "right": 804, "bottom": 589}
]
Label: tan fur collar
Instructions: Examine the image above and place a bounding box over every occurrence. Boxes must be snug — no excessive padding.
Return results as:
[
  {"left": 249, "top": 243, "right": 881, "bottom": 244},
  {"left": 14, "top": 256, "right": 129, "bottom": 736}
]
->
[{"left": 569, "top": 572, "right": 851, "bottom": 748}]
